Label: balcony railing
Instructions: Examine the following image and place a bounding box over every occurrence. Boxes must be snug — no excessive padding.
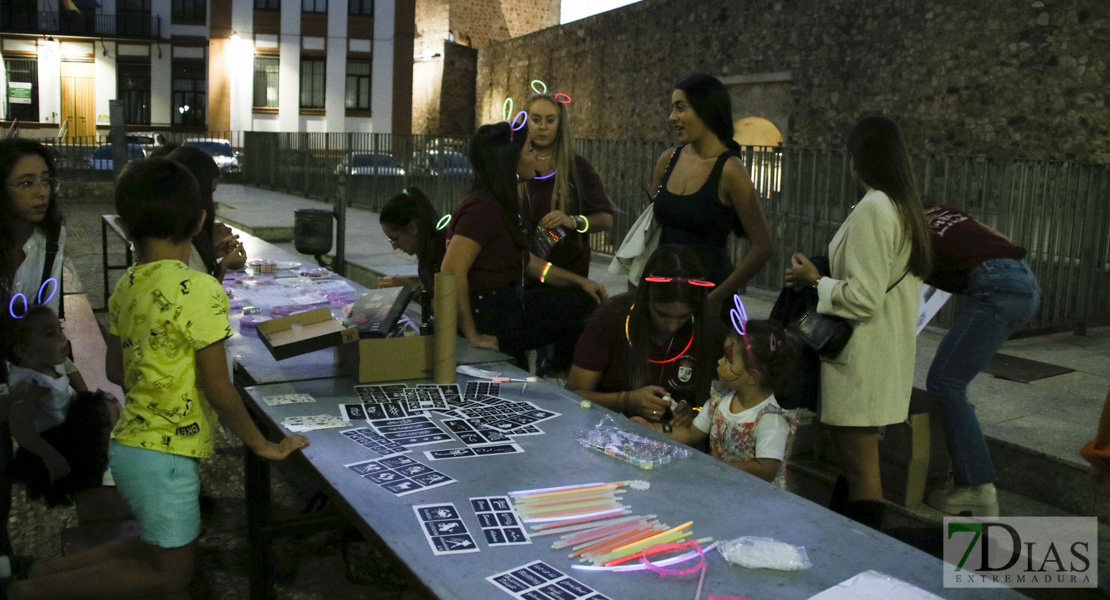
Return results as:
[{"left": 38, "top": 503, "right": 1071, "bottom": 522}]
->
[{"left": 0, "top": 10, "right": 161, "bottom": 39}]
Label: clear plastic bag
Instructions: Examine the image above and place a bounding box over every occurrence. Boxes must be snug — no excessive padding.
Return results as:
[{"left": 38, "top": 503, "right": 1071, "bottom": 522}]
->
[
  {"left": 720, "top": 536, "right": 812, "bottom": 571},
  {"left": 576, "top": 415, "right": 690, "bottom": 469}
]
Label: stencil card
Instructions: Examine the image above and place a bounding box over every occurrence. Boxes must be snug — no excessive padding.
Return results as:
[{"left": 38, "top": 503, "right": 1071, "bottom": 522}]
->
[
  {"left": 470, "top": 496, "right": 531, "bottom": 546},
  {"left": 353, "top": 384, "right": 409, "bottom": 403},
  {"left": 412, "top": 503, "right": 480, "bottom": 556},
  {"left": 442, "top": 419, "right": 512, "bottom": 447},
  {"left": 464, "top": 381, "right": 501, "bottom": 398},
  {"left": 486, "top": 560, "right": 609, "bottom": 600},
  {"left": 263, "top": 393, "right": 316, "bottom": 406},
  {"left": 344, "top": 455, "right": 455, "bottom": 497},
  {"left": 424, "top": 443, "right": 523, "bottom": 461},
  {"left": 340, "top": 403, "right": 370, "bottom": 422},
  {"left": 369, "top": 415, "right": 453, "bottom": 447},
  {"left": 338, "top": 427, "right": 407, "bottom": 457}
]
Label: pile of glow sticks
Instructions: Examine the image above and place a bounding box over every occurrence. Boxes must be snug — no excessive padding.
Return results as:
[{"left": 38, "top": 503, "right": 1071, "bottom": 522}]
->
[{"left": 508, "top": 481, "right": 716, "bottom": 572}]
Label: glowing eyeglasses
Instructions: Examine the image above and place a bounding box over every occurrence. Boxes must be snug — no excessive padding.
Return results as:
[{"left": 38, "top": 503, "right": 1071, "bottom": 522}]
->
[
  {"left": 642, "top": 276, "right": 716, "bottom": 288},
  {"left": 728, "top": 294, "right": 758, "bottom": 369}
]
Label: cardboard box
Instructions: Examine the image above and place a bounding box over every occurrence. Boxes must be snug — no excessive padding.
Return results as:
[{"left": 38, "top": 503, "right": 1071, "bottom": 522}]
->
[
  {"left": 256, "top": 308, "right": 358, "bottom": 360},
  {"left": 336, "top": 335, "right": 435, "bottom": 383},
  {"left": 878, "top": 388, "right": 952, "bottom": 506}
]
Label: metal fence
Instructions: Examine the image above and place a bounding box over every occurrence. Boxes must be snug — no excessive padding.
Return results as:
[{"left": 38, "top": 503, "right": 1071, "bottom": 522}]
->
[{"left": 238, "top": 132, "right": 1110, "bottom": 336}]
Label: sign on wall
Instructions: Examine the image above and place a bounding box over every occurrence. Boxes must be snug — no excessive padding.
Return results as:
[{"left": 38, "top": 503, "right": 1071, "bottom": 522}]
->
[{"left": 7, "top": 82, "right": 32, "bottom": 104}]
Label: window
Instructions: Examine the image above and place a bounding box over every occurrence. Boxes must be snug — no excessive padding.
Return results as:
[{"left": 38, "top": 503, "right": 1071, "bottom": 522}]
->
[
  {"left": 299, "top": 58, "right": 325, "bottom": 109},
  {"left": 172, "top": 0, "right": 205, "bottom": 22},
  {"left": 253, "top": 55, "right": 279, "bottom": 108},
  {"left": 118, "top": 63, "right": 151, "bottom": 124},
  {"left": 117, "top": 0, "right": 152, "bottom": 36},
  {"left": 349, "top": 0, "right": 373, "bottom": 15},
  {"left": 4, "top": 58, "right": 38, "bottom": 122},
  {"left": 345, "top": 60, "right": 371, "bottom": 111},
  {"left": 172, "top": 62, "right": 206, "bottom": 126},
  {"left": 302, "top": 0, "right": 327, "bottom": 12},
  {"left": 254, "top": 0, "right": 279, "bottom": 8}
]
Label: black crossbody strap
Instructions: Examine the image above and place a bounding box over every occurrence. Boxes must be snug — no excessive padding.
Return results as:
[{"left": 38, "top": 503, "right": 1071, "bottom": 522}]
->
[
  {"left": 41, "top": 233, "right": 63, "bottom": 319},
  {"left": 886, "top": 270, "right": 909, "bottom": 293}
]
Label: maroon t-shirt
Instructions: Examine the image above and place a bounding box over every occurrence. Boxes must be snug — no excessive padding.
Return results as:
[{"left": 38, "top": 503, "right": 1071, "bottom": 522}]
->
[
  {"left": 926, "top": 205, "right": 1027, "bottom": 293},
  {"left": 573, "top": 294, "right": 723, "bottom": 404},
  {"left": 446, "top": 192, "right": 525, "bottom": 292},
  {"left": 526, "top": 156, "right": 614, "bottom": 277}
]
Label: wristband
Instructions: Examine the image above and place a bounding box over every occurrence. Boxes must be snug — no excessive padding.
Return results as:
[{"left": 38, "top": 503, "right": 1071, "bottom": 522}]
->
[
  {"left": 575, "top": 214, "right": 589, "bottom": 233},
  {"left": 540, "top": 262, "right": 553, "bottom": 283}
]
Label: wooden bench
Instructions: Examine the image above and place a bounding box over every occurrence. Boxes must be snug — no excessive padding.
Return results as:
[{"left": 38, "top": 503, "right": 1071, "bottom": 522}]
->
[{"left": 59, "top": 292, "right": 136, "bottom": 554}]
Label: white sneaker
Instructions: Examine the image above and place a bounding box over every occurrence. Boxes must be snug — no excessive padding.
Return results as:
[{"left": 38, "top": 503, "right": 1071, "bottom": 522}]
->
[
  {"left": 927, "top": 484, "right": 998, "bottom": 517},
  {"left": 102, "top": 466, "right": 115, "bottom": 487}
]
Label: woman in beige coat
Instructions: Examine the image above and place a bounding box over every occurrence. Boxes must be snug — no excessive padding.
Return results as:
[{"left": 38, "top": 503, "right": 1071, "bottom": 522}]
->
[{"left": 786, "top": 116, "right": 933, "bottom": 528}]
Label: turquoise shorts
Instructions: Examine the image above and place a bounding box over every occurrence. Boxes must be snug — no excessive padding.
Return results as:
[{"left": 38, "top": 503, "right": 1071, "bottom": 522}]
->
[{"left": 108, "top": 441, "right": 201, "bottom": 548}]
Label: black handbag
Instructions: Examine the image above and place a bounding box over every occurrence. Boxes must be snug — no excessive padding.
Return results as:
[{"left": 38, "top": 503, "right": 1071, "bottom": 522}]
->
[{"left": 796, "top": 271, "right": 910, "bottom": 357}]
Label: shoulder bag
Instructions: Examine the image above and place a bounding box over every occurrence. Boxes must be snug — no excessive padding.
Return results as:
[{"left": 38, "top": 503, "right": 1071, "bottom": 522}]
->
[{"left": 797, "top": 271, "right": 909, "bottom": 357}]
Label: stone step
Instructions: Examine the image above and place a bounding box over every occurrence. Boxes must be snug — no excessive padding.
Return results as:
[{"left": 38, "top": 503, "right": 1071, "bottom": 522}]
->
[{"left": 988, "top": 436, "right": 1110, "bottom": 524}]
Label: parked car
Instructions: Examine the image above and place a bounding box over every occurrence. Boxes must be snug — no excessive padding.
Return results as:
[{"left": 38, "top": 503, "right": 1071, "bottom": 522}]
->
[
  {"left": 87, "top": 143, "right": 145, "bottom": 170},
  {"left": 409, "top": 151, "right": 473, "bottom": 178},
  {"left": 335, "top": 152, "right": 405, "bottom": 176},
  {"left": 126, "top": 132, "right": 168, "bottom": 154},
  {"left": 183, "top": 138, "right": 241, "bottom": 175}
]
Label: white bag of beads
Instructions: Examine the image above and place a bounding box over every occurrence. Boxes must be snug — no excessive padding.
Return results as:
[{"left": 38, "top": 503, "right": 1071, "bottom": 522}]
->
[{"left": 721, "top": 536, "right": 812, "bottom": 571}]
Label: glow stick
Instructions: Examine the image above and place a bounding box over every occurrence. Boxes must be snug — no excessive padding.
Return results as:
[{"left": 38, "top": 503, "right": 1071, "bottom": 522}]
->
[
  {"left": 531, "top": 515, "right": 645, "bottom": 537},
  {"left": 502, "top": 98, "right": 513, "bottom": 121},
  {"left": 519, "top": 501, "right": 626, "bottom": 518},
  {"left": 534, "top": 170, "right": 557, "bottom": 180},
  {"left": 529, "top": 510, "right": 635, "bottom": 531},
  {"left": 593, "top": 530, "right": 692, "bottom": 565},
  {"left": 510, "top": 110, "right": 528, "bottom": 131},
  {"left": 531, "top": 79, "right": 547, "bottom": 94},
  {"left": 572, "top": 542, "right": 718, "bottom": 573},
  {"left": 515, "top": 489, "right": 625, "bottom": 507},
  {"left": 694, "top": 564, "right": 706, "bottom": 600},
  {"left": 594, "top": 521, "right": 693, "bottom": 560},
  {"left": 575, "top": 524, "right": 663, "bottom": 558},
  {"left": 555, "top": 92, "right": 572, "bottom": 104},
  {"left": 510, "top": 482, "right": 613, "bottom": 497},
  {"left": 553, "top": 517, "right": 653, "bottom": 548},
  {"left": 436, "top": 215, "right": 451, "bottom": 230},
  {"left": 522, "top": 507, "right": 625, "bottom": 524},
  {"left": 605, "top": 537, "right": 713, "bottom": 567},
  {"left": 564, "top": 520, "right": 657, "bottom": 550},
  {"left": 610, "top": 521, "right": 692, "bottom": 554}
]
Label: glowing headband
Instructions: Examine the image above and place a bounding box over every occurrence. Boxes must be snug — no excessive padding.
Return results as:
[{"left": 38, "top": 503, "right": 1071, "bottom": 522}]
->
[
  {"left": 8, "top": 278, "right": 59, "bottom": 319},
  {"left": 436, "top": 215, "right": 452, "bottom": 230},
  {"left": 530, "top": 79, "right": 547, "bottom": 94},
  {"left": 729, "top": 294, "right": 758, "bottom": 369}
]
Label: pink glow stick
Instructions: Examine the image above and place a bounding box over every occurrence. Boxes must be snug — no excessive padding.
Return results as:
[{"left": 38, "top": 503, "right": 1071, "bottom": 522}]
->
[
  {"left": 531, "top": 515, "right": 645, "bottom": 537},
  {"left": 557, "top": 519, "right": 656, "bottom": 550}
]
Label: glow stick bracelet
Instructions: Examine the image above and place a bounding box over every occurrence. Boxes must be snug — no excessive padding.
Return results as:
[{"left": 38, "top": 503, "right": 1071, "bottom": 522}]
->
[
  {"left": 530, "top": 511, "right": 635, "bottom": 531},
  {"left": 592, "top": 530, "right": 691, "bottom": 565},
  {"left": 575, "top": 524, "right": 663, "bottom": 558},
  {"left": 519, "top": 501, "right": 627, "bottom": 518},
  {"left": 522, "top": 507, "right": 626, "bottom": 524},
  {"left": 605, "top": 537, "right": 714, "bottom": 567},
  {"left": 510, "top": 481, "right": 619, "bottom": 497},
  {"left": 534, "top": 170, "right": 557, "bottom": 180},
  {"left": 553, "top": 517, "right": 653, "bottom": 548},
  {"left": 532, "top": 515, "right": 646, "bottom": 537},
  {"left": 595, "top": 521, "right": 693, "bottom": 559}
]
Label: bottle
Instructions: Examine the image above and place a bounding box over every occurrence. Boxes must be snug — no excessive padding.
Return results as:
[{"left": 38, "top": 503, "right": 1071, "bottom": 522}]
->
[
  {"left": 531, "top": 224, "right": 568, "bottom": 260},
  {"left": 419, "top": 289, "right": 435, "bottom": 335}
]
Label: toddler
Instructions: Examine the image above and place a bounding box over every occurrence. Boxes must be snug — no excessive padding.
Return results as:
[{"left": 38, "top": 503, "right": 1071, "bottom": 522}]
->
[{"left": 635, "top": 317, "right": 803, "bottom": 486}]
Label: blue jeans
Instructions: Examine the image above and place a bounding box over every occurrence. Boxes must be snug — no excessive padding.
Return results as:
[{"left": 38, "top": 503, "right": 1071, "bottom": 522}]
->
[{"left": 927, "top": 259, "right": 1040, "bottom": 487}]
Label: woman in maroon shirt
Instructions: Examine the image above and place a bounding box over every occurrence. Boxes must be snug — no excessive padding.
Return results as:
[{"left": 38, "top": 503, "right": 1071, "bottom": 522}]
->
[
  {"left": 566, "top": 245, "right": 722, "bottom": 424},
  {"left": 441, "top": 122, "right": 607, "bottom": 373},
  {"left": 378, "top": 186, "right": 446, "bottom": 292}
]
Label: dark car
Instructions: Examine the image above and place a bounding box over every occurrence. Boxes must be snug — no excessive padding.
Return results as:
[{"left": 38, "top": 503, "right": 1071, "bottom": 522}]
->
[
  {"left": 88, "top": 143, "right": 145, "bottom": 170},
  {"left": 409, "top": 151, "right": 473, "bottom": 178},
  {"left": 184, "top": 138, "right": 241, "bottom": 174},
  {"left": 335, "top": 152, "right": 405, "bottom": 176}
]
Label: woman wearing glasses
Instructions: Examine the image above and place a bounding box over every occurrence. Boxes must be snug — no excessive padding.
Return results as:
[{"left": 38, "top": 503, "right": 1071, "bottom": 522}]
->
[
  {"left": 566, "top": 245, "right": 724, "bottom": 423},
  {"left": 0, "top": 138, "right": 68, "bottom": 557}
]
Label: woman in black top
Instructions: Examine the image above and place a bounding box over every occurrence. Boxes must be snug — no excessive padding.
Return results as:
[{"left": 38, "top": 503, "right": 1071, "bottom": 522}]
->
[
  {"left": 378, "top": 186, "right": 446, "bottom": 292},
  {"left": 651, "top": 74, "right": 774, "bottom": 310}
]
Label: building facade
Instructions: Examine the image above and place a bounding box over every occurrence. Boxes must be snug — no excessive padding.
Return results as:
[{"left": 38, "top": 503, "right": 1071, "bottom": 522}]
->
[{"left": 1, "top": 0, "right": 415, "bottom": 138}]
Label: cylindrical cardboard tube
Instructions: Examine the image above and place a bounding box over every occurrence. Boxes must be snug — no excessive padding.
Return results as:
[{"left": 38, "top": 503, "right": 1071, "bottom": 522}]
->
[{"left": 433, "top": 273, "right": 457, "bottom": 383}]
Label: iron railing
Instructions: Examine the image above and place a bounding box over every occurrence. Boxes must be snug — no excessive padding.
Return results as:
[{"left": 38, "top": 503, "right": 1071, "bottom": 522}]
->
[
  {"left": 205, "top": 132, "right": 1110, "bottom": 335},
  {"left": 0, "top": 9, "right": 161, "bottom": 38}
]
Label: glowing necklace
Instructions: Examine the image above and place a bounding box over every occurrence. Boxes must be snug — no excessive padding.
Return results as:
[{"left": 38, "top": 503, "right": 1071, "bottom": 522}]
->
[{"left": 625, "top": 304, "right": 693, "bottom": 364}]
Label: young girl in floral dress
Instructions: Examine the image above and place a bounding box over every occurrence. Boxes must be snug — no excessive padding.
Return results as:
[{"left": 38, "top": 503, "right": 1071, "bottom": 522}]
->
[{"left": 634, "top": 309, "right": 803, "bottom": 487}]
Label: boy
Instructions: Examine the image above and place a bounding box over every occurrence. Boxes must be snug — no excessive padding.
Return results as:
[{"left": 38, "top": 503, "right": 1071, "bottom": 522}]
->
[{"left": 5, "top": 159, "right": 308, "bottom": 599}]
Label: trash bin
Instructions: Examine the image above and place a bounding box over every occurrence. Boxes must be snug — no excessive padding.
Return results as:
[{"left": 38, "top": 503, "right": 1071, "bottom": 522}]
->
[{"left": 293, "top": 208, "right": 334, "bottom": 255}]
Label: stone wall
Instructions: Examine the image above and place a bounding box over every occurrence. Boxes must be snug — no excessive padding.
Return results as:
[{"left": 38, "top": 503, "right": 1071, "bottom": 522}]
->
[
  {"left": 452, "top": 0, "right": 560, "bottom": 49},
  {"left": 475, "top": 0, "right": 1110, "bottom": 162},
  {"left": 412, "top": 40, "right": 478, "bottom": 135}
]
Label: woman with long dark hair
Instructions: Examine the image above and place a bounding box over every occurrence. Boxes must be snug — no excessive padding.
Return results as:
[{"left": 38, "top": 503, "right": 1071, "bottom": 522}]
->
[
  {"left": 0, "top": 138, "right": 67, "bottom": 557},
  {"left": 441, "top": 122, "right": 607, "bottom": 373},
  {"left": 166, "top": 145, "right": 246, "bottom": 280},
  {"left": 566, "top": 245, "right": 723, "bottom": 423},
  {"left": 378, "top": 186, "right": 445, "bottom": 292},
  {"left": 524, "top": 93, "right": 614, "bottom": 277},
  {"left": 786, "top": 115, "right": 933, "bottom": 528},
  {"left": 651, "top": 74, "right": 774, "bottom": 307}
]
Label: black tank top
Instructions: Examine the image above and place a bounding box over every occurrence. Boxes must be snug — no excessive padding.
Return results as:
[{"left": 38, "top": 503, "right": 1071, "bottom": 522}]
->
[{"left": 653, "top": 146, "right": 741, "bottom": 284}]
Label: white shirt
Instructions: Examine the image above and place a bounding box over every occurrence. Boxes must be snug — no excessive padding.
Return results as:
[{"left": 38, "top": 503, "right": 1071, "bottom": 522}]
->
[
  {"left": 13, "top": 225, "right": 67, "bottom": 313},
  {"left": 8, "top": 358, "right": 76, "bottom": 432},
  {"left": 692, "top": 390, "right": 790, "bottom": 461}
]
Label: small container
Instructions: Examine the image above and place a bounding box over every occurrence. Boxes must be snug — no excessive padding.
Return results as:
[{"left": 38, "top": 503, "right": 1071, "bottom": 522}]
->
[{"left": 531, "top": 225, "right": 568, "bottom": 260}]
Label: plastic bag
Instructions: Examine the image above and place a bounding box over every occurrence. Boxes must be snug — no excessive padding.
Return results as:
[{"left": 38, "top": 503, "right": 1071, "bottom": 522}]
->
[
  {"left": 576, "top": 415, "right": 690, "bottom": 469},
  {"left": 720, "top": 536, "right": 811, "bottom": 571}
]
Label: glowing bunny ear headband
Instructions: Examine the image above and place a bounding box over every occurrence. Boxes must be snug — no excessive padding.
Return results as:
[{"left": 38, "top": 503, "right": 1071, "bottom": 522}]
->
[
  {"left": 502, "top": 79, "right": 574, "bottom": 133},
  {"left": 9, "top": 278, "right": 59, "bottom": 319}
]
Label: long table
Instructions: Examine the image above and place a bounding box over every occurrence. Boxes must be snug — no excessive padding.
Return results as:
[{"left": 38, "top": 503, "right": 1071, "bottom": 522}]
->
[{"left": 240, "top": 370, "right": 1026, "bottom": 600}]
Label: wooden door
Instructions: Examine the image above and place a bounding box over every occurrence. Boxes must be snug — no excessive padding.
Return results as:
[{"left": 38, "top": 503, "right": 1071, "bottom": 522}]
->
[{"left": 60, "top": 60, "right": 95, "bottom": 139}]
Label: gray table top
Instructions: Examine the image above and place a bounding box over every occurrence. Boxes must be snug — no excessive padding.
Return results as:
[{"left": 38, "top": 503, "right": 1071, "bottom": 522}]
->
[
  {"left": 226, "top": 230, "right": 509, "bottom": 385},
  {"left": 243, "top": 371, "right": 1025, "bottom": 600}
]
